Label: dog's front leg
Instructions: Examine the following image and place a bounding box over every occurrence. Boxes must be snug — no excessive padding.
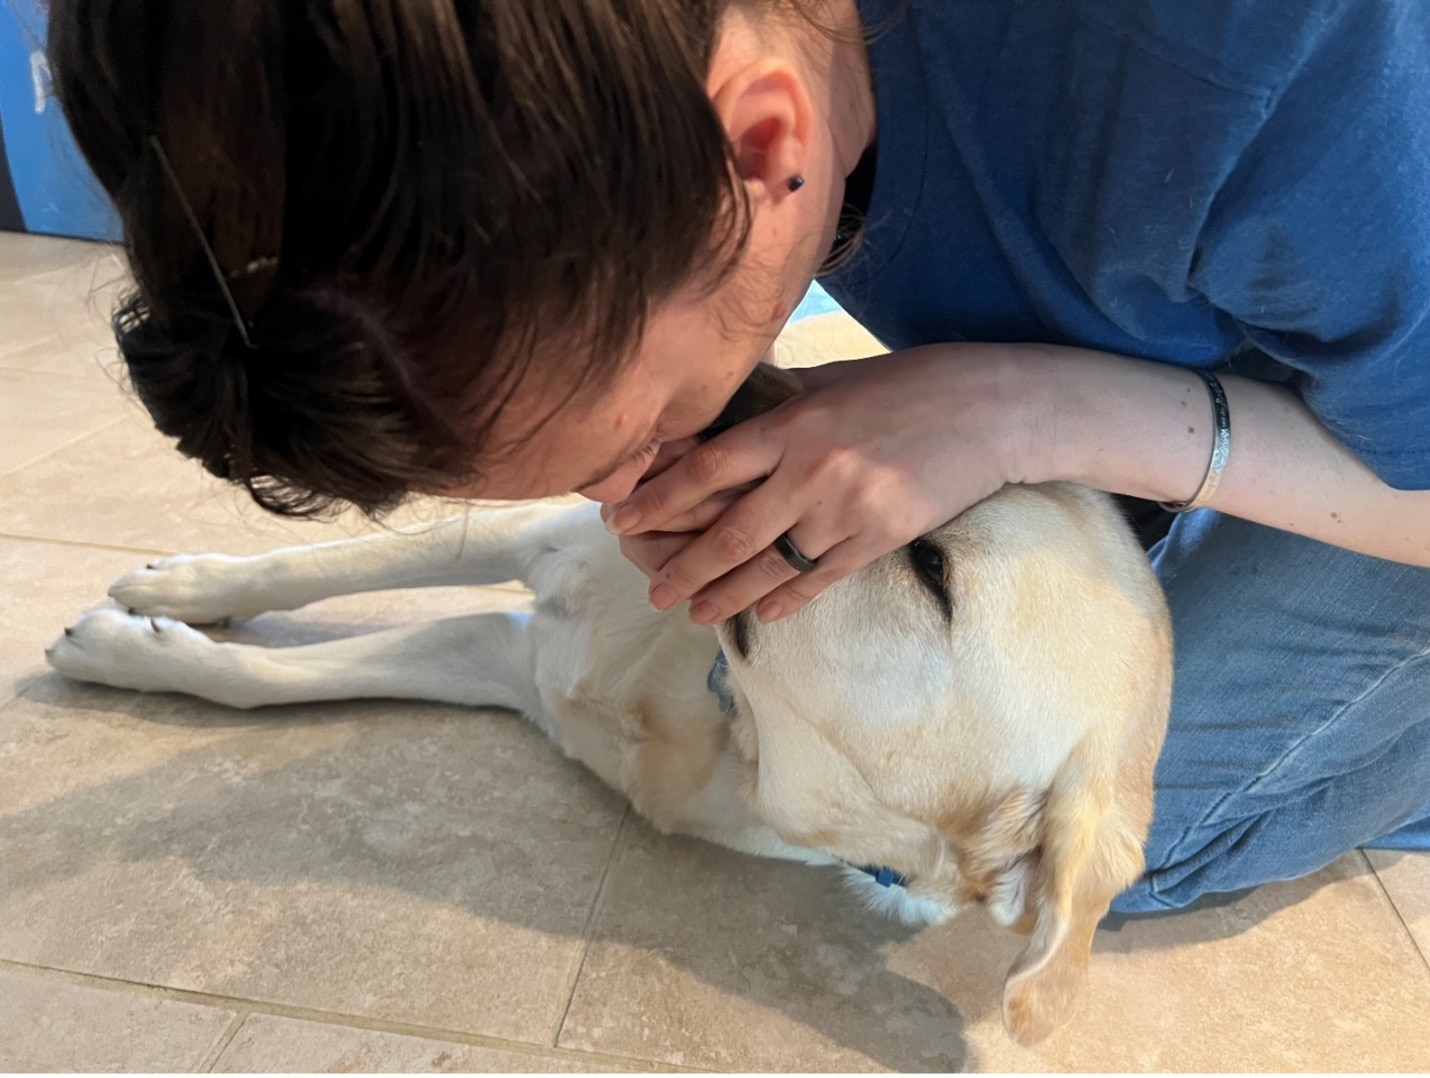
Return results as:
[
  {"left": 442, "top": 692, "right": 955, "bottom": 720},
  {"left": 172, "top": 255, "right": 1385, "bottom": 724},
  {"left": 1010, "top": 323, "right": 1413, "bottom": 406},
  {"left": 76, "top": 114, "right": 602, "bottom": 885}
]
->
[
  {"left": 108, "top": 502, "right": 575, "bottom": 624},
  {"left": 46, "top": 608, "right": 553, "bottom": 725}
]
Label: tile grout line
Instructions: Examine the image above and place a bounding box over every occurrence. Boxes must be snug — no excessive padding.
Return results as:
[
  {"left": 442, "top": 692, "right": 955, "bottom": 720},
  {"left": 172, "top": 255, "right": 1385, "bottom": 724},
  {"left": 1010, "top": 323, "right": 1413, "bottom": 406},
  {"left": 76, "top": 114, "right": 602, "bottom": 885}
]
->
[
  {"left": 551, "top": 805, "right": 631, "bottom": 1049},
  {"left": 0, "top": 335, "right": 63, "bottom": 361},
  {"left": 1360, "top": 849, "right": 1430, "bottom": 978},
  {"left": 0, "top": 415, "right": 128, "bottom": 482},
  {"left": 0, "top": 364, "right": 120, "bottom": 379},
  {"left": 196, "top": 1009, "right": 251, "bottom": 1073},
  {"left": 0, "top": 532, "right": 539, "bottom": 589},
  {"left": 0, "top": 530, "right": 174, "bottom": 557},
  {"left": 0, "top": 955, "right": 695, "bottom": 1073},
  {"left": 0, "top": 351, "right": 126, "bottom": 377}
]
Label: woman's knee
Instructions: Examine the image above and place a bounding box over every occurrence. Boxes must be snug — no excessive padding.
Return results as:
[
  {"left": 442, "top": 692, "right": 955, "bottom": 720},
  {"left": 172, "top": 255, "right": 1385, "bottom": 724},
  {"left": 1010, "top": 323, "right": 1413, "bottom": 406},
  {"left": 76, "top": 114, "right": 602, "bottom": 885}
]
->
[
  {"left": 1113, "top": 721, "right": 1430, "bottom": 914},
  {"left": 1118, "top": 513, "right": 1430, "bottom": 913}
]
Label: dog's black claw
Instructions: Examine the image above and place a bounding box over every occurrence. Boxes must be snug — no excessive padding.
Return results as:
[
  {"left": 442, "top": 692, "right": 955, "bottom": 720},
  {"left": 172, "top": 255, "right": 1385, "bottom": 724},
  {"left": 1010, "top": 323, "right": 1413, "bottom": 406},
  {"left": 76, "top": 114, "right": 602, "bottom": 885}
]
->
[
  {"left": 128, "top": 608, "right": 137, "bottom": 615},
  {"left": 149, "top": 617, "right": 161, "bottom": 633},
  {"left": 146, "top": 564, "right": 157, "bottom": 570},
  {"left": 63, "top": 627, "right": 74, "bottom": 637}
]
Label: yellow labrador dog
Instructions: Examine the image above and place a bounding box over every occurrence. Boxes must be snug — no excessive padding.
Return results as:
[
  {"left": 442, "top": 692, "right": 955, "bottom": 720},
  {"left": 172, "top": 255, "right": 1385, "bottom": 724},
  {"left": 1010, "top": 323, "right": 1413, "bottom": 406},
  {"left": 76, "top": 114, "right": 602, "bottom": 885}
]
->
[{"left": 46, "top": 366, "right": 1171, "bottom": 1045}]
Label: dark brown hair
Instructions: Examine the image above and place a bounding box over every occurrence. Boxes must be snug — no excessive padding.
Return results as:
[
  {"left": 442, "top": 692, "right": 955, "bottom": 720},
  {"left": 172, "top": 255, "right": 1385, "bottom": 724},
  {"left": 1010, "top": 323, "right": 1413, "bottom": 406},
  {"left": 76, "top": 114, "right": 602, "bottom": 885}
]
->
[{"left": 48, "top": 0, "right": 760, "bottom": 516}]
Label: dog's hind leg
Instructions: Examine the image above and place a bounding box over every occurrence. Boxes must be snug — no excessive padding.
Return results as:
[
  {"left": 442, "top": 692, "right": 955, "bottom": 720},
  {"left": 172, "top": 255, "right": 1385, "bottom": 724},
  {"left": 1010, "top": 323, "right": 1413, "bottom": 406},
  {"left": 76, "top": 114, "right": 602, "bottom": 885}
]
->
[
  {"left": 46, "top": 607, "right": 555, "bottom": 729},
  {"left": 107, "top": 502, "right": 577, "bottom": 625}
]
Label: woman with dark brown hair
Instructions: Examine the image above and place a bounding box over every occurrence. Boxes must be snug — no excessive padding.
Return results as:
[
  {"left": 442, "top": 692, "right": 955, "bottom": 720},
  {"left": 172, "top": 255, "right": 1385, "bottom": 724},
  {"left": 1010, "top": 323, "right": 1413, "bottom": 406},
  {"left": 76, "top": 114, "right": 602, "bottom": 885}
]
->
[{"left": 48, "top": 0, "right": 1430, "bottom": 913}]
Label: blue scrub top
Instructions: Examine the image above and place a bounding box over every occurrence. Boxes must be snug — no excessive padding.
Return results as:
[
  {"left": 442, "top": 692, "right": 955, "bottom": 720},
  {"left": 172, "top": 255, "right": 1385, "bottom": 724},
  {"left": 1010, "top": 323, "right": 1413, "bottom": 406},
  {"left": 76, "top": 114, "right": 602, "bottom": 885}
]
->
[{"left": 821, "top": 0, "right": 1430, "bottom": 489}]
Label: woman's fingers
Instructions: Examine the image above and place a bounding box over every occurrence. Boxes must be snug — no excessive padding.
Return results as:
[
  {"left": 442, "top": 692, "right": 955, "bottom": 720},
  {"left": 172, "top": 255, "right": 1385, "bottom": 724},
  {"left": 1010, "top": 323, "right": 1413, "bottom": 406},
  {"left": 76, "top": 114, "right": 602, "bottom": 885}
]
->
[
  {"left": 606, "top": 488, "right": 744, "bottom": 548},
  {"left": 655, "top": 486, "right": 751, "bottom": 534},
  {"left": 787, "top": 358, "right": 865, "bottom": 393},
  {"left": 683, "top": 542, "right": 802, "bottom": 624},
  {"left": 645, "top": 479, "right": 840, "bottom": 614},
  {"left": 739, "top": 536, "right": 875, "bottom": 621},
  {"left": 607, "top": 425, "right": 778, "bottom": 535},
  {"left": 685, "top": 534, "right": 873, "bottom": 625},
  {"left": 617, "top": 530, "right": 702, "bottom": 579},
  {"left": 642, "top": 436, "right": 700, "bottom": 481}
]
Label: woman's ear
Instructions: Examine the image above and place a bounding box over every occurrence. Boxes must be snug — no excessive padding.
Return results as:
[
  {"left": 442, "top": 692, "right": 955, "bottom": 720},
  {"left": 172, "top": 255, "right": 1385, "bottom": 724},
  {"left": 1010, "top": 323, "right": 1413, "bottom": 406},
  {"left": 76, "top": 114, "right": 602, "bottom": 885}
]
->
[{"left": 707, "top": 57, "right": 814, "bottom": 196}]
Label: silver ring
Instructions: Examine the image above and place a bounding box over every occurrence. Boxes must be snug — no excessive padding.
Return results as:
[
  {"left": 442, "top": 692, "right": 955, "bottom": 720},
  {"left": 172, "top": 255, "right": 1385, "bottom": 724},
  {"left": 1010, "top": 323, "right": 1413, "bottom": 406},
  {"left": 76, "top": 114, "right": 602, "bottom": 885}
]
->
[{"left": 773, "top": 531, "right": 818, "bottom": 573}]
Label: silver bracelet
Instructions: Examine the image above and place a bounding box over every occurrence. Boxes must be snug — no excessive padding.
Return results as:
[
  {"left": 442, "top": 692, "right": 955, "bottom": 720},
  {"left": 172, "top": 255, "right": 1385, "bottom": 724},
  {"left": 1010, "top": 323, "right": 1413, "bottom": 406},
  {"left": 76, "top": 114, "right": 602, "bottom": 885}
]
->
[{"left": 1158, "top": 370, "right": 1231, "bottom": 514}]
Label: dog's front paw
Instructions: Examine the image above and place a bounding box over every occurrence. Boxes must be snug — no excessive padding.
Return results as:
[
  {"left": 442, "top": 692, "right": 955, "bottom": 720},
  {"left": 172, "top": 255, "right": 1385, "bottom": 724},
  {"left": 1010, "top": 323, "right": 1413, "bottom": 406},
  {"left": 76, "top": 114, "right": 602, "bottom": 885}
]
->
[
  {"left": 45, "top": 607, "right": 214, "bottom": 694},
  {"left": 108, "top": 554, "right": 269, "bottom": 624}
]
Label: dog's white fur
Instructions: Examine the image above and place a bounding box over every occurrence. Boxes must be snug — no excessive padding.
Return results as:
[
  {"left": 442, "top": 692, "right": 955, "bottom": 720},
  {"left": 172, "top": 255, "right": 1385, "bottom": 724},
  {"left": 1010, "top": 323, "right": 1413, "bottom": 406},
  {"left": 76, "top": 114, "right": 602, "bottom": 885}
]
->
[{"left": 47, "top": 456, "right": 1170, "bottom": 1044}]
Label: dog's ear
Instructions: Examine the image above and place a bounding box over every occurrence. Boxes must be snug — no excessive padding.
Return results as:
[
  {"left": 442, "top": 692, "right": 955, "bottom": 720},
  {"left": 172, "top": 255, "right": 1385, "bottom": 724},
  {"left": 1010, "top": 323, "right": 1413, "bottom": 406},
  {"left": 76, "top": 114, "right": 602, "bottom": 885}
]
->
[
  {"left": 699, "top": 364, "right": 802, "bottom": 441},
  {"left": 999, "top": 751, "right": 1150, "bottom": 1045}
]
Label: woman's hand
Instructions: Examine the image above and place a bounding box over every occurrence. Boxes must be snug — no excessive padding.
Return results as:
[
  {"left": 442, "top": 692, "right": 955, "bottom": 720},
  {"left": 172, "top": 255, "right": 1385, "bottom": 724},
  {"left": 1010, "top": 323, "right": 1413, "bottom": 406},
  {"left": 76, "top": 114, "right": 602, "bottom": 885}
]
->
[
  {"left": 614, "top": 339, "right": 1430, "bottom": 601},
  {"left": 605, "top": 345, "right": 1049, "bottom": 624},
  {"left": 602, "top": 443, "right": 751, "bottom": 581}
]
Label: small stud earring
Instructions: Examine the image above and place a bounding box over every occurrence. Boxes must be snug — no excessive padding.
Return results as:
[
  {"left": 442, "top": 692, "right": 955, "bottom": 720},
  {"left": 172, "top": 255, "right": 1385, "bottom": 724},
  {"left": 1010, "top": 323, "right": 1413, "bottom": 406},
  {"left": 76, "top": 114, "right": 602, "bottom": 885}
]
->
[{"left": 787, "top": 175, "right": 806, "bottom": 192}]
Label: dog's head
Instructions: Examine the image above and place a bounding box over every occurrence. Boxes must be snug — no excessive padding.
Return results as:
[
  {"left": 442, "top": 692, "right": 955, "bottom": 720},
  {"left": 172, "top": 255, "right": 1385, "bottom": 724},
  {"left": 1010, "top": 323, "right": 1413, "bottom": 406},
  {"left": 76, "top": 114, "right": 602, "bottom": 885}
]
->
[{"left": 710, "top": 365, "right": 1172, "bottom": 1044}]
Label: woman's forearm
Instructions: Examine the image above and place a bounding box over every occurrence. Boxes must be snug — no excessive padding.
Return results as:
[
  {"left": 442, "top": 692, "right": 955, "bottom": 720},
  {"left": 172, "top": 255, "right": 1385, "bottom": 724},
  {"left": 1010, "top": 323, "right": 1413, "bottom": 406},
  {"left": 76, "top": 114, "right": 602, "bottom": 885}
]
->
[{"left": 1008, "top": 343, "right": 1430, "bottom": 567}]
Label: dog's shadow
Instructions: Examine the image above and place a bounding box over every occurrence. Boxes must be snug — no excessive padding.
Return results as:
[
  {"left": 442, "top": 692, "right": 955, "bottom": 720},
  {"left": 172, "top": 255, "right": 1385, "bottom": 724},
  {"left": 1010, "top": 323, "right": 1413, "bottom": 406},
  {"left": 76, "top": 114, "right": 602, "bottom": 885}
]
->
[
  {"left": 7, "top": 611, "right": 1350, "bottom": 1073},
  {"left": 10, "top": 654, "right": 987, "bottom": 1072}
]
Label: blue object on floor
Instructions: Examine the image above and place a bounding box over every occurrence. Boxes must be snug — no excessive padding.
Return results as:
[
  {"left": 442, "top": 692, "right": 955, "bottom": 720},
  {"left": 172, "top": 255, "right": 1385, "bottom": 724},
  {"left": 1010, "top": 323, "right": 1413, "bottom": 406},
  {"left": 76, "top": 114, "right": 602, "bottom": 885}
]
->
[
  {"left": 0, "top": 1, "right": 120, "bottom": 240},
  {"left": 791, "top": 282, "right": 843, "bottom": 323}
]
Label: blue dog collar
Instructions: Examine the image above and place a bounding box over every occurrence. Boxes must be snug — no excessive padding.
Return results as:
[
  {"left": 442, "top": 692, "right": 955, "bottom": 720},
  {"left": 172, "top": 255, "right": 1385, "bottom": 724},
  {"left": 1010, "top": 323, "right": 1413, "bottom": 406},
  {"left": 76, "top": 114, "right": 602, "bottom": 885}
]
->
[
  {"left": 856, "top": 864, "right": 910, "bottom": 888},
  {"left": 706, "top": 651, "right": 908, "bottom": 889},
  {"left": 707, "top": 649, "right": 736, "bottom": 714}
]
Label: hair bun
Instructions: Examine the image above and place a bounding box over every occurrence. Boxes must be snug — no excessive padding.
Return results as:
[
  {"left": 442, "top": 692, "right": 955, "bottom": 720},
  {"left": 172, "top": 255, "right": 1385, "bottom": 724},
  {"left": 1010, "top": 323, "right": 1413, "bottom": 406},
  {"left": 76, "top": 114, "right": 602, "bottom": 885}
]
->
[{"left": 115, "top": 284, "right": 459, "bottom": 518}]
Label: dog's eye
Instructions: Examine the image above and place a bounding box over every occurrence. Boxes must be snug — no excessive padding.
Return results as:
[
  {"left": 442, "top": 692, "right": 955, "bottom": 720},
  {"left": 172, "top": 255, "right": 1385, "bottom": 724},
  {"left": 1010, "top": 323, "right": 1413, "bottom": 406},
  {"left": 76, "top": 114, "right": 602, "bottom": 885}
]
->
[{"left": 907, "top": 538, "right": 950, "bottom": 616}]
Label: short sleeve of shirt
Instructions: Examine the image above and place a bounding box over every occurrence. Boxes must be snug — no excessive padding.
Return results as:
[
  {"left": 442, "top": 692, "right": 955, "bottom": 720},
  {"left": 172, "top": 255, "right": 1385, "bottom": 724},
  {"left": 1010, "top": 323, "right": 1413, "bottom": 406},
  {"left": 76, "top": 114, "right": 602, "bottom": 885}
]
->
[
  {"left": 827, "top": 0, "right": 1430, "bottom": 488},
  {"left": 1187, "top": 2, "right": 1430, "bottom": 489}
]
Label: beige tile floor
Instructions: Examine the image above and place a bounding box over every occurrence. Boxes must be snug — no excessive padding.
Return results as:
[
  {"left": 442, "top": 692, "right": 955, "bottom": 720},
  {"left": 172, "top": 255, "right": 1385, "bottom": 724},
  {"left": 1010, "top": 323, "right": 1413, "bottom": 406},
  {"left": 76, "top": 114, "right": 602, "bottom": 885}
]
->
[{"left": 0, "top": 231, "right": 1426, "bottom": 1073}]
